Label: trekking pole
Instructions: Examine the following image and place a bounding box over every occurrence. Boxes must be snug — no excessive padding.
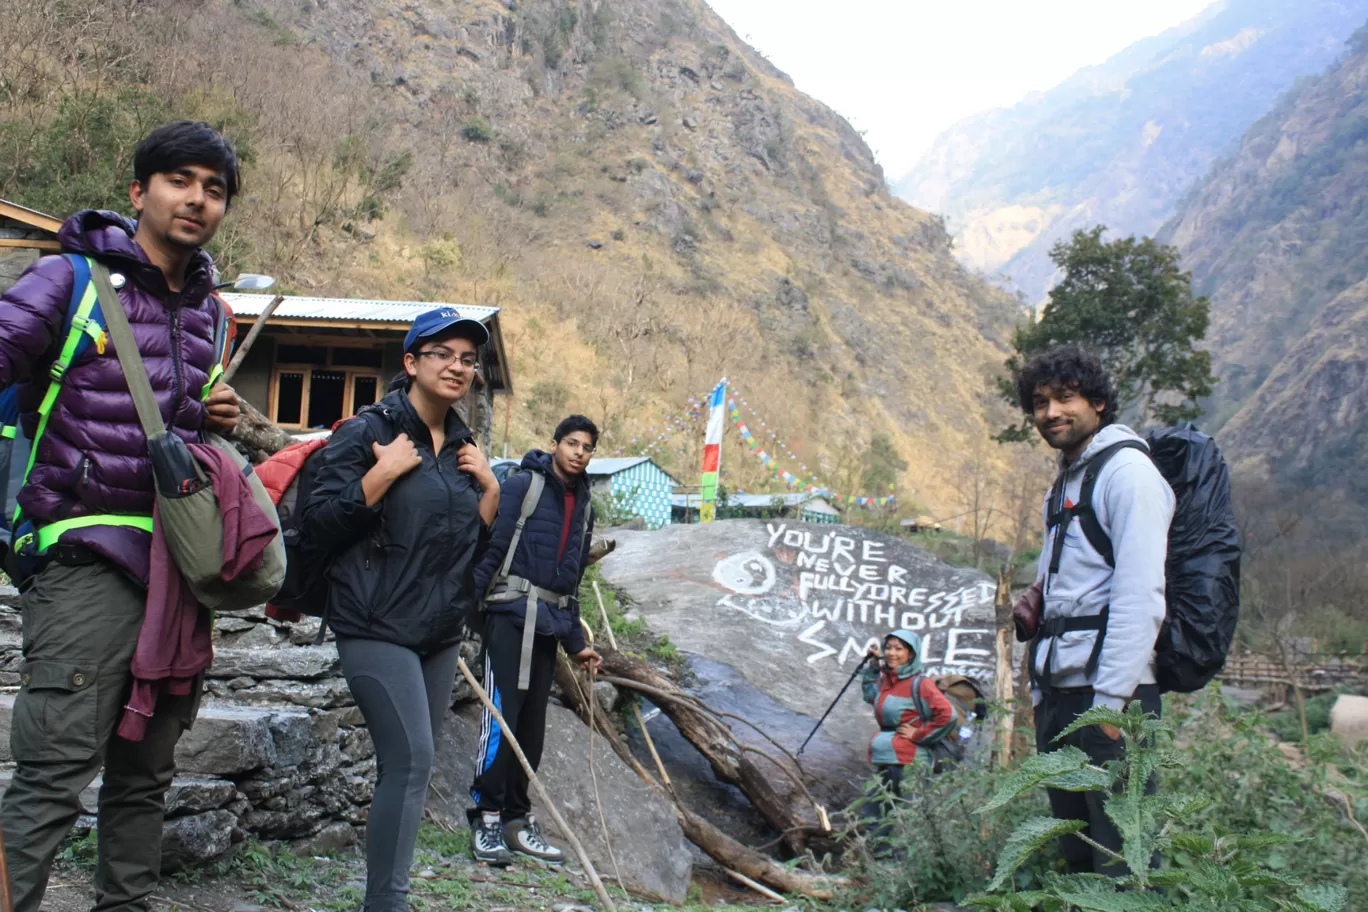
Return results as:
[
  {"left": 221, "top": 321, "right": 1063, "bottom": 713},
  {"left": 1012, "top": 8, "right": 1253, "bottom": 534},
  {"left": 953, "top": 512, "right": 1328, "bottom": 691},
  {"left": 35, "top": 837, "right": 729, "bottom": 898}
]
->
[{"left": 797, "top": 653, "right": 873, "bottom": 756}]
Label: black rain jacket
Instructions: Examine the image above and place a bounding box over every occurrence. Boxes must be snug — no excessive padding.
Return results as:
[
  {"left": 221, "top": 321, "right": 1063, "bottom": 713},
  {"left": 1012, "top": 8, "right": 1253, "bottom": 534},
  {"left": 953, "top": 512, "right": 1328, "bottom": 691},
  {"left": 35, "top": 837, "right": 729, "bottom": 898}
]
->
[{"left": 301, "top": 388, "right": 489, "bottom": 651}]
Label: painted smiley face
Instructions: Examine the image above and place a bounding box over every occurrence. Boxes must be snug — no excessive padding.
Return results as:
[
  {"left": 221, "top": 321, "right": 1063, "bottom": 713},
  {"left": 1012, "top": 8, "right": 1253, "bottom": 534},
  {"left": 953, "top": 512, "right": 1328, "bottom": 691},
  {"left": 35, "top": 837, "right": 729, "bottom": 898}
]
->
[{"left": 712, "top": 551, "right": 777, "bottom": 596}]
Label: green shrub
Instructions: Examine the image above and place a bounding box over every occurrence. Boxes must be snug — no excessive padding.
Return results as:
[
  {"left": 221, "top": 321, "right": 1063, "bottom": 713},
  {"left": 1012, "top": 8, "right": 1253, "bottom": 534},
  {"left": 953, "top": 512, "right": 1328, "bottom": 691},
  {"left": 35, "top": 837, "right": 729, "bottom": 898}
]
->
[
  {"left": 963, "top": 695, "right": 1359, "bottom": 910},
  {"left": 839, "top": 751, "right": 1055, "bottom": 907},
  {"left": 461, "top": 117, "right": 492, "bottom": 143},
  {"left": 1264, "top": 689, "right": 1347, "bottom": 742}
]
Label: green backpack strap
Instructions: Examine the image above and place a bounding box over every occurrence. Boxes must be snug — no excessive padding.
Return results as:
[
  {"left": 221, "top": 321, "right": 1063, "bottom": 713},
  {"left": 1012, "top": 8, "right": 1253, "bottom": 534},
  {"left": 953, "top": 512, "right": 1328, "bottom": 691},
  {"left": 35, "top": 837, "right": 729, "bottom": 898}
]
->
[
  {"left": 200, "top": 293, "right": 230, "bottom": 401},
  {"left": 11, "top": 255, "right": 157, "bottom": 552},
  {"left": 12, "top": 254, "right": 101, "bottom": 529}
]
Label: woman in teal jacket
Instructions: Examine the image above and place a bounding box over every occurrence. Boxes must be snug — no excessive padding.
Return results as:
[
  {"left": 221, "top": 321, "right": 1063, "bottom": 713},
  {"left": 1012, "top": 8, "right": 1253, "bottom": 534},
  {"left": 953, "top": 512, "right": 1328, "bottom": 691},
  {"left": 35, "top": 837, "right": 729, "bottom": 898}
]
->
[{"left": 861, "top": 629, "right": 955, "bottom": 803}]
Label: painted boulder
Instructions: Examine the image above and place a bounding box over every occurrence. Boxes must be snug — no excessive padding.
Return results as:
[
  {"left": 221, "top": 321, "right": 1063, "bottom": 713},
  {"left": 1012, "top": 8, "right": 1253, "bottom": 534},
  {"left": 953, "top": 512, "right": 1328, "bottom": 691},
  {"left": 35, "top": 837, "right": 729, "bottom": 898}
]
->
[{"left": 597, "top": 519, "right": 997, "bottom": 839}]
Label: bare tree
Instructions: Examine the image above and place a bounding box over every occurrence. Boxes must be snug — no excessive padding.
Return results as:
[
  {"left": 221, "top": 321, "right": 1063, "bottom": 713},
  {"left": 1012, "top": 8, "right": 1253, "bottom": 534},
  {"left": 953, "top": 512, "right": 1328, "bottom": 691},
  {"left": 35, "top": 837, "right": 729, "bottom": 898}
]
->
[{"left": 960, "top": 436, "right": 1002, "bottom": 568}]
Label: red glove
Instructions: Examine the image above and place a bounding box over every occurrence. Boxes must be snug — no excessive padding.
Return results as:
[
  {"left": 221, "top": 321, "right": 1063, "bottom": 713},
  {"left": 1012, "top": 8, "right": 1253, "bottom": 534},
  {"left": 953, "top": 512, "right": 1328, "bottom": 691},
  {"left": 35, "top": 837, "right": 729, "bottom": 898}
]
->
[{"left": 1012, "top": 579, "right": 1044, "bottom": 642}]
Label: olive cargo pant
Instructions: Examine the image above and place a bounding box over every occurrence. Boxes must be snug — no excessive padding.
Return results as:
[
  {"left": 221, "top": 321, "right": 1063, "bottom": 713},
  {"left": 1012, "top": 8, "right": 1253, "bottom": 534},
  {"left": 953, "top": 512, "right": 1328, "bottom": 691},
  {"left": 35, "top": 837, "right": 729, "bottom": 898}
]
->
[{"left": 1, "top": 559, "right": 195, "bottom": 912}]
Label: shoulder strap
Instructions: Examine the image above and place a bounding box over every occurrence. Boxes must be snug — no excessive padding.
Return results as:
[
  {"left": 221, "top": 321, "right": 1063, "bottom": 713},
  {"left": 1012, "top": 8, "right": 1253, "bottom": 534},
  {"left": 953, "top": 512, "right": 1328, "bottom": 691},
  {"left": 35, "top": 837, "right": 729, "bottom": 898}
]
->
[
  {"left": 13, "top": 256, "right": 102, "bottom": 527},
  {"left": 1046, "top": 439, "right": 1149, "bottom": 572},
  {"left": 1075, "top": 440, "right": 1149, "bottom": 568},
  {"left": 491, "top": 471, "right": 546, "bottom": 592},
  {"left": 201, "top": 293, "right": 231, "bottom": 400},
  {"left": 578, "top": 489, "right": 593, "bottom": 561},
  {"left": 89, "top": 260, "right": 166, "bottom": 439},
  {"left": 355, "top": 405, "right": 397, "bottom": 446},
  {"left": 908, "top": 673, "right": 930, "bottom": 721}
]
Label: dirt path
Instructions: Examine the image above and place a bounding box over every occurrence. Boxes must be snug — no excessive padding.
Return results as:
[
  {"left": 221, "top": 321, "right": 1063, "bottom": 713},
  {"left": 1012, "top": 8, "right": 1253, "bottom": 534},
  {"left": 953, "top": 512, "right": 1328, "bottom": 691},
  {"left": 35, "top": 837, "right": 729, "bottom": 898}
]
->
[{"left": 35, "top": 824, "right": 762, "bottom": 912}]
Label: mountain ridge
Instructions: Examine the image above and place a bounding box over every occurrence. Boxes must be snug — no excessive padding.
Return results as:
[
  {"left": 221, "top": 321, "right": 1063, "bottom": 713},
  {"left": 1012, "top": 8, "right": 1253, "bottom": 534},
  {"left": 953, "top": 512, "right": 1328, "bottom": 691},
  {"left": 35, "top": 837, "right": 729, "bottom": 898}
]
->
[
  {"left": 1158, "top": 24, "right": 1368, "bottom": 505},
  {"left": 0, "top": 0, "right": 1022, "bottom": 515},
  {"left": 896, "top": 0, "right": 1368, "bottom": 304}
]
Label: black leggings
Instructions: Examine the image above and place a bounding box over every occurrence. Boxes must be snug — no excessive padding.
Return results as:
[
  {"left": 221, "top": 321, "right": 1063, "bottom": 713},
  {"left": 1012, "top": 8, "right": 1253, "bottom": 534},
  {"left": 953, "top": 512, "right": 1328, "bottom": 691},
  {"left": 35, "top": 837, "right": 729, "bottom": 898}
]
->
[{"left": 337, "top": 638, "right": 460, "bottom": 912}]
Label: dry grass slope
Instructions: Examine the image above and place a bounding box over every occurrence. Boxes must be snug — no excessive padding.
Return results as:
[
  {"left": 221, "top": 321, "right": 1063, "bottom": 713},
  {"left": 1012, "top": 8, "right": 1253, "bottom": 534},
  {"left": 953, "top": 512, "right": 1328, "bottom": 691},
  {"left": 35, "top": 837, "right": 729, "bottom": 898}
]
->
[{"left": 0, "top": 0, "right": 1022, "bottom": 516}]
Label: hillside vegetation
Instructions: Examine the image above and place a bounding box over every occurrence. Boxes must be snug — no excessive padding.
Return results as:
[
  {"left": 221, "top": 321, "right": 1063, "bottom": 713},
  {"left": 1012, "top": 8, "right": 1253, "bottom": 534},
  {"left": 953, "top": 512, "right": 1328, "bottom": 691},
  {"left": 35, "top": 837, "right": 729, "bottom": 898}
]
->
[
  {"left": 0, "top": 0, "right": 1022, "bottom": 516},
  {"left": 897, "top": 0, "right": 1368, "bottom": 304},
  {"left": 1159, "top": 24, "right": 1368, "bottom": 509}
]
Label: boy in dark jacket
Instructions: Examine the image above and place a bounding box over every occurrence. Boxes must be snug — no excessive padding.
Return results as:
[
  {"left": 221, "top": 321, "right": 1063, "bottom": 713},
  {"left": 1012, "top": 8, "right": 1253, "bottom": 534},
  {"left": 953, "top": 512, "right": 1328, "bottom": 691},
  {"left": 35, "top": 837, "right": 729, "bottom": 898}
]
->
[
  {"left": 0, "top": 121, "right": 242, "bottom": 912},
  {"left": 469, "top": 415, "right": 602, "bottom": 864}
]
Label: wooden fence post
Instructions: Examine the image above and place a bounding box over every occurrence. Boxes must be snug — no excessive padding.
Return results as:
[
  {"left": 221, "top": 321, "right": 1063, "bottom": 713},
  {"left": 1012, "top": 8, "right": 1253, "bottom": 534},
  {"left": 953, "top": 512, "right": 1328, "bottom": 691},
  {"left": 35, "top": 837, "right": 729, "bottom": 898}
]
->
[{"left": 993, "top": 563, "right": 1016, "bottom": 767}]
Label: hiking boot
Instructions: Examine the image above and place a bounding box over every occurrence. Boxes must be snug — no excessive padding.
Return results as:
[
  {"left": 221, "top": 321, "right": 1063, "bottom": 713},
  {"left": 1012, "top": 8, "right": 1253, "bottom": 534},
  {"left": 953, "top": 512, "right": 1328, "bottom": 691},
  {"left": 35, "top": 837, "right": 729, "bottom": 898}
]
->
[
  {"left": 507, "top": 815, "right": 565, "bottom": 864},
  {"left": 472, "top": 812, "right": 513, "bottom": 866}
]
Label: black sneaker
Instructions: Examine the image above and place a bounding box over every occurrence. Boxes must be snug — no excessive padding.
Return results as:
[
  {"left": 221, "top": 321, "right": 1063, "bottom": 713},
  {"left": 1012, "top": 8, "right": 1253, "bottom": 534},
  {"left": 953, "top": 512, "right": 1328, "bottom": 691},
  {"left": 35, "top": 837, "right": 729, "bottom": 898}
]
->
[
  {"left": 507, "top": 815, "right": 565, "bottom": 864},
  {"left": 472, "top": 812, "right": 513, "bottom": 866}
]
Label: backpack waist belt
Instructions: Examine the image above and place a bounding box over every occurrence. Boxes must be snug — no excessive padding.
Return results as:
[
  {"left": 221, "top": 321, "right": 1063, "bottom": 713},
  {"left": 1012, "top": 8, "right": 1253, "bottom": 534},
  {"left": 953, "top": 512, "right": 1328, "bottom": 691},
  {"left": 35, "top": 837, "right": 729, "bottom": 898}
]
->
[
  {"left": 1029, "top": 608, "right": 1109, "bottom": 693},
  {"left": 486, "top": 575, "right": 573, "bottom": 608},
  {"left": 488, "top": 575, "right": 573, "bottom": 692},
  {"left": 14, "top": 514, "right": 154, "bottom": 555}
]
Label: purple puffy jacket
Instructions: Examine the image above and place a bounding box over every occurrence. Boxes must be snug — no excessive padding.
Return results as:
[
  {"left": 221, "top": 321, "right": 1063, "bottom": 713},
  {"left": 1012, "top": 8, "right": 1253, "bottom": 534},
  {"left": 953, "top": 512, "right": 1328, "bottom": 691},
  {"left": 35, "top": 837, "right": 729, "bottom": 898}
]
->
[{"left": 0, "top": 210, "right": 219, "bottom": 582}]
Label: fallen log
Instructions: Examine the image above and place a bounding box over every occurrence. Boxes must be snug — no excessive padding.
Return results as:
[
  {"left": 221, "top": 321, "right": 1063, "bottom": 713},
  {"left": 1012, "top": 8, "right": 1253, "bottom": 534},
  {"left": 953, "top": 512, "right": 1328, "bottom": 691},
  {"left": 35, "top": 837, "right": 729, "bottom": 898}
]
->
[
  {"left": 555, "top": 657, "right": 840, "bottom": 900},
  {"left": 597, "top": 648, "right": 816, "bottom": 855}
]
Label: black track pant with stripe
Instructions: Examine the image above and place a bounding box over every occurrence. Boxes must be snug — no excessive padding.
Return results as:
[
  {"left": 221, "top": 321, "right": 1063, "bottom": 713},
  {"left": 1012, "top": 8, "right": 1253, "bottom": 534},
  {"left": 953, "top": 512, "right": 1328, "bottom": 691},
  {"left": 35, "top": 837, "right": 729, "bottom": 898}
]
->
[{"left": 469, "top": 611, "right": 559, "bottom": 821}]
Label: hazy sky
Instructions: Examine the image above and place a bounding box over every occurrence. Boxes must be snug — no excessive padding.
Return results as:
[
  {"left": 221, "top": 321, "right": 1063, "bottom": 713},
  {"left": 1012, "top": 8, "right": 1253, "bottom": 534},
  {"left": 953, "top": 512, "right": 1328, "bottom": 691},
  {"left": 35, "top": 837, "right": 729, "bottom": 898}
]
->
[{"left": 705, "top": 0, "right": 1215, "bottom": 179}]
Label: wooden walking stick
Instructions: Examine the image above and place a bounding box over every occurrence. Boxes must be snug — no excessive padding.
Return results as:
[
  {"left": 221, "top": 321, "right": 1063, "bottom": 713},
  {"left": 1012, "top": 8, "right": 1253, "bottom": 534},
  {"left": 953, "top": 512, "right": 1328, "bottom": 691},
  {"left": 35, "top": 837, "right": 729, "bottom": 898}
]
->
[
  {"left": 457, "top": 657, "right": 617, "bottom": 912},
  {"left": 0, "top": 821, "right": 14, "bottom": 912},
  {"left": 222, "top": 293, "right": 285, "bottom": 383},
  {"left": 592, "top": 581, "right": 672, "bottom": 791}
]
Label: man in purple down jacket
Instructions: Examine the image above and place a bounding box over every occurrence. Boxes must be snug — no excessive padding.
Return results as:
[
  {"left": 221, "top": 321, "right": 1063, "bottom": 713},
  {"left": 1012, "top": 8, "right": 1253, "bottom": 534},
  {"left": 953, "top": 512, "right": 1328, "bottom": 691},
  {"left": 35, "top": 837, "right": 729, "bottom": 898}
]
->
[{"left": 0, "top": 121, "right": 243, "bottom": 912}]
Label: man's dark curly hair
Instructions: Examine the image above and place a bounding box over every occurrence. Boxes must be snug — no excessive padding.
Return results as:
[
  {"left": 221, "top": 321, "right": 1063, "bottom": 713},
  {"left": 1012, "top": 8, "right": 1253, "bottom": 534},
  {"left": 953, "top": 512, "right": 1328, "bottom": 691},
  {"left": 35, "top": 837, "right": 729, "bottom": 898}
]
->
[{"left": 1015, "top": 345, "right": 1118, "bottom": 426}]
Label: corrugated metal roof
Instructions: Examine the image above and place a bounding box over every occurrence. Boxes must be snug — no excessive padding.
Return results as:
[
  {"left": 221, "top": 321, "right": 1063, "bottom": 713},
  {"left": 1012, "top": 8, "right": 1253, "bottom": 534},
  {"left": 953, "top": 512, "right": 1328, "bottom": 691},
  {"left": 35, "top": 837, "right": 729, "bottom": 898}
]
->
[
  {"left": 587, "top": 457, "right": 683, "bottom": 484},
  {"left": 586, "top": 457, "right": 651, "bottom": 475},
  {"left": 220, "top": 293, "right": 499, "bottom": 325},
  {"left": 670, "top": 492, "right": 839, "bottom": 511}
]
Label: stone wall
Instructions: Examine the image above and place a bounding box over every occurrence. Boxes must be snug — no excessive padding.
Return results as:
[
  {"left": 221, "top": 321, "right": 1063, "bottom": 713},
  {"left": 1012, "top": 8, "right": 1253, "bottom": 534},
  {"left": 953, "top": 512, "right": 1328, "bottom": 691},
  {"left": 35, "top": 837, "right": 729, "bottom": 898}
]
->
[
  {"left": 0, "top": 216, "right": 51, "bottom": 291},
  {"left": 0, "top": 594, "right": 397, "bottom": 870},
  {"left": 0, "top": 248, "right": 41, "bottom": 292},
  {"left": 0, "top": 588, "right": 689, "bottom": 898}
]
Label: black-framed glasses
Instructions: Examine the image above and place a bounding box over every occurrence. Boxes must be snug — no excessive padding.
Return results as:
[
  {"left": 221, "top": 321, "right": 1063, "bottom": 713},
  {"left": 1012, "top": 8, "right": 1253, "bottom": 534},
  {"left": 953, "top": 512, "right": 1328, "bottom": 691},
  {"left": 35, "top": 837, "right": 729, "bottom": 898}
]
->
[{"left": 417, "top": 349, "right": 480, "bottom": 371}]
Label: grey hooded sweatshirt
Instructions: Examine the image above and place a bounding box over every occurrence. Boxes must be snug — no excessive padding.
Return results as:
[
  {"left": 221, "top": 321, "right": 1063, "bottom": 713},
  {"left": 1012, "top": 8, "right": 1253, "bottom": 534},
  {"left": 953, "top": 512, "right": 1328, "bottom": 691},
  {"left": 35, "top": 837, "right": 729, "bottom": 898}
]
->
[{"left": 1032, "top": 424, "right": 1175, "bottom": 710}]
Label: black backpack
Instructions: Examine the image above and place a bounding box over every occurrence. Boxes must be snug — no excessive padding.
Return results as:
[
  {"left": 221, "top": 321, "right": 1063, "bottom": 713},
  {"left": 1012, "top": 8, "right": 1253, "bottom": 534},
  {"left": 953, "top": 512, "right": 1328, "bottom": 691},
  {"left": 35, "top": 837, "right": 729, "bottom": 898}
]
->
[{"left": 1043, "top": 424, "right": 1241, "bottom": 693}]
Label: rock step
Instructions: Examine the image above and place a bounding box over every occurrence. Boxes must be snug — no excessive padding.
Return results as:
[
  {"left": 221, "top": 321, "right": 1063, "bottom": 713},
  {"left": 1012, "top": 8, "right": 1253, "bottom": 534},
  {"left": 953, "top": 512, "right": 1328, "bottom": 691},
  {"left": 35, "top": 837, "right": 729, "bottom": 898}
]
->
[
  {"left": 0, "top": 767, "right": 238, "bottom": 817},
  {"left": 0, "top": 697, "right": 313, "bottom": 776}
]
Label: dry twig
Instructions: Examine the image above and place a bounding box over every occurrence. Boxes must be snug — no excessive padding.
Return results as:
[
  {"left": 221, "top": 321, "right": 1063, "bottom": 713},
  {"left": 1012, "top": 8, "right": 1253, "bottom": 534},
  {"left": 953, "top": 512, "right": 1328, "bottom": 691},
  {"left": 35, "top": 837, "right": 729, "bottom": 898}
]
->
[{"left": 457, "top": 658, "right": 617, "bottom": 912}]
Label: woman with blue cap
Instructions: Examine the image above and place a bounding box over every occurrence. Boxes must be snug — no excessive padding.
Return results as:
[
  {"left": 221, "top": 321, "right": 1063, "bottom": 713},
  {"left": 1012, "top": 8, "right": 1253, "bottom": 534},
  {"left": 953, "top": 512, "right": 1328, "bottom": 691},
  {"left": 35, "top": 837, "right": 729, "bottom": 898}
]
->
[
  {"left": 861, "top": 629, "right": 955, "bottom": 804},
  {"left": 303, "top": 306, "right": 499, "bottom": 912}
]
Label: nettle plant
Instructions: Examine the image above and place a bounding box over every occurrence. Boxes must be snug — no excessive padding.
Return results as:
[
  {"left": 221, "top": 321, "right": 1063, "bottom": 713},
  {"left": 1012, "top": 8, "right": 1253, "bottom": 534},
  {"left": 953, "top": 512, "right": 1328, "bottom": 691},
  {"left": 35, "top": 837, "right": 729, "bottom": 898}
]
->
[{"left": 965, "top": 703, "right": 1347, "bottom": 912}]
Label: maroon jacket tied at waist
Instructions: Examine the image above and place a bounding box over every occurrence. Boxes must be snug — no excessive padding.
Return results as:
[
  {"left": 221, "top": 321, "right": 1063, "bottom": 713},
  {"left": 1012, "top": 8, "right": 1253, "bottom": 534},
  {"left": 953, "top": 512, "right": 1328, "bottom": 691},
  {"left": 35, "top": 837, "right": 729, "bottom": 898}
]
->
[
  {"left": 118, "top": 443, "right": 279, "bottom": 741},
  {"left": 0, "top": 209, "right": 219, "bottom": 582}
]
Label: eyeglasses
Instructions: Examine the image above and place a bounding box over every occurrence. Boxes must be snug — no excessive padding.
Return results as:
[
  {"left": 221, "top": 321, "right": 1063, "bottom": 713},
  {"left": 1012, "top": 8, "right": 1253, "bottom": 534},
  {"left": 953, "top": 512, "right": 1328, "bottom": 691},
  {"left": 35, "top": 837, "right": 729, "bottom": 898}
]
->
[
  {"left": 417, "top": 349, "right": 480, "bottom": 371},
  {"left": 562, "top": 440, "right": 596, "bottom": 455}
]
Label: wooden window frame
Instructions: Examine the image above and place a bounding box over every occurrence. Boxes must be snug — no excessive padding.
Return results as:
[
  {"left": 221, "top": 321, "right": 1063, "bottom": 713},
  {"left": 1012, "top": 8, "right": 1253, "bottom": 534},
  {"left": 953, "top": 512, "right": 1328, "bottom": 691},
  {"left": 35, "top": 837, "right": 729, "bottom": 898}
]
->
[{"left": 268, "top": 347, "right": 384, "bottom": 429}]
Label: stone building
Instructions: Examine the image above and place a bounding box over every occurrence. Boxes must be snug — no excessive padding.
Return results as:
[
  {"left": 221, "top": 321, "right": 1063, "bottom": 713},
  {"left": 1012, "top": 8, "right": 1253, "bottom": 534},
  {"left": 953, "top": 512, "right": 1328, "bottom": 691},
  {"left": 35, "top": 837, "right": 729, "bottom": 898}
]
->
[{"left": 0, "top": 199, "right": 61, "bottom": 293}]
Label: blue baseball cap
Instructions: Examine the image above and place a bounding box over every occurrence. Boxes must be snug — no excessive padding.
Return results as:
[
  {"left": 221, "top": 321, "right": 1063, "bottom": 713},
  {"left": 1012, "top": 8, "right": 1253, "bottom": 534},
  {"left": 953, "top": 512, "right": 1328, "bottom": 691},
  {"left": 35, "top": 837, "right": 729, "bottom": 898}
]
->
[{"left": 403, "top": 307, "right": 490, "bottom": 352}]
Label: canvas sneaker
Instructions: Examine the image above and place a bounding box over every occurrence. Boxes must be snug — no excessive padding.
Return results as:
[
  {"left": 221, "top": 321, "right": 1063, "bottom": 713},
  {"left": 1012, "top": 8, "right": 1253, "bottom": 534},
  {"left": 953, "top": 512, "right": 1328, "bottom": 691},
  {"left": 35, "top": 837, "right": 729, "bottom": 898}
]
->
[
  {"left": 472, "top": 812, "right": 513, "bottom": 866},
  {"left": 507, "top": 815, "right": 565, "bottom": 864}
]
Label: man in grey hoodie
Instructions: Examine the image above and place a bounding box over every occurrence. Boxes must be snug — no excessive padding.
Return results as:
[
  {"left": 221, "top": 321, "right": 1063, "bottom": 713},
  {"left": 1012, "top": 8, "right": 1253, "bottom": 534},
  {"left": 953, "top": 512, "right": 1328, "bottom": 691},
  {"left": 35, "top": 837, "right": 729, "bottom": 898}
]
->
[{"left": 1018, "top": 345, "right": 1174, "bottom": 876}]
